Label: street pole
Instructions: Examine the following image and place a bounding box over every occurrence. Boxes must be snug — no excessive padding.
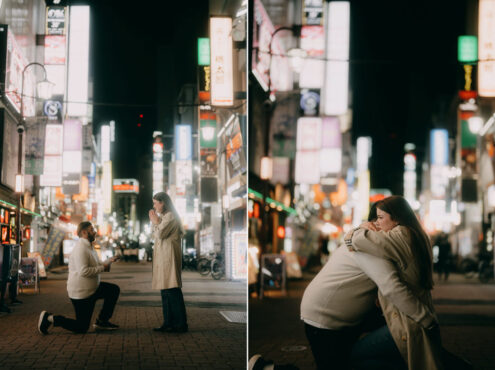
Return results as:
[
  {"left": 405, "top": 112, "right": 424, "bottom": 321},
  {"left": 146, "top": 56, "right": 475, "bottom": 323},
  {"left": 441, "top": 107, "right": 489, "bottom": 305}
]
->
[{"left": 16, "top": 62, "right": 50, "bottom": 246}]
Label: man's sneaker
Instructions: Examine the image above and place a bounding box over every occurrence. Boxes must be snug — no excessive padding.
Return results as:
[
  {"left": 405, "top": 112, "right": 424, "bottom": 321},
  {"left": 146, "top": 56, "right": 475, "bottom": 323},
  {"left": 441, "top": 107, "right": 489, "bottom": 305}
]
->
[
  {"left": 93, "top": 319, "right": 119, "bottom": 331},
  {"left": 38, "top": 311, "right": 52, "bottom": 335}
]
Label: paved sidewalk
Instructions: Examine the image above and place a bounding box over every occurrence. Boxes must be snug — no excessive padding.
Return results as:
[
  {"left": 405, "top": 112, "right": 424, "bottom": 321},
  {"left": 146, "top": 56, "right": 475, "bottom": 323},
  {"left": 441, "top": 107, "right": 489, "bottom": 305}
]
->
[
  {"left": 249, "top": 272, "right": 495, "bottom": 370},
  {"left": 0, "top": 262, "right": 247, "bottom": 370}
]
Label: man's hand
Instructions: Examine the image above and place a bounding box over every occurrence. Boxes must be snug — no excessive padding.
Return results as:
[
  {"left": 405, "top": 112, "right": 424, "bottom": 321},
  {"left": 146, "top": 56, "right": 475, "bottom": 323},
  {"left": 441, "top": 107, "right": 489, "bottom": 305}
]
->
[{"left": 149, "top": 209, "right": 159, "bottom": 225}]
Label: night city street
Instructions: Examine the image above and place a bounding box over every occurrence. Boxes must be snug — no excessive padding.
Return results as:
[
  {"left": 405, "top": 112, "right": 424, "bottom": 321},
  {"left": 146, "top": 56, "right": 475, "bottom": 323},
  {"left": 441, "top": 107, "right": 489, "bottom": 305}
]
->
[
  {"left": 0, "top": 262, "right": 246, "bottom": 369},
  {"left": 249, "top": 274, "right": 495, "bottom": 370},
  {"left": 2, "top": 0, "right": 495, "bottom": 368}
]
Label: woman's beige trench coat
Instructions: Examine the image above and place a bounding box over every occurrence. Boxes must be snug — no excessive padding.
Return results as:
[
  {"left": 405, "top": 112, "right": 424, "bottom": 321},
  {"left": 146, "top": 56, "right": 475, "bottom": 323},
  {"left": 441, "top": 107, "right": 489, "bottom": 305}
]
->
[
  {"left": 151, "top": 211, "right": 184, "bottom": 290},
  {"left": 351, "top": 225, "right": 444, "bottom": 370}
]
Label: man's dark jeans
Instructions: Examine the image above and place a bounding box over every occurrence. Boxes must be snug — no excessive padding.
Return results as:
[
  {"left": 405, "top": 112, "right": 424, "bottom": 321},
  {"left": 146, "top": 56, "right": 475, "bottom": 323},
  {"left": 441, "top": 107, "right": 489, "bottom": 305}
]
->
[
  {"left": 160, "top": 287, "right": 187, "bottom": 329},
  {"left": 350, "top": 324, "right": 406, "bottom": 370},
  {"left": 304, "top": 323, "right": 361, "bottom": 370},
  {"left": 53, "top": 282, "right": 120, "bottom": 333}
]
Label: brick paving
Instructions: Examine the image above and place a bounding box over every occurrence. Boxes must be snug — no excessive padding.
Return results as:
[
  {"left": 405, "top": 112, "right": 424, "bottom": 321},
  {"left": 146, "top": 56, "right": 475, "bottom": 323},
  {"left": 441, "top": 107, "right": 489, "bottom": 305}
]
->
[
  {"left": 0, "top": 262, "right": 247, "bottom": 370},
  {"left": 249, "top": 272, "right": 495, "bottom": 370}
]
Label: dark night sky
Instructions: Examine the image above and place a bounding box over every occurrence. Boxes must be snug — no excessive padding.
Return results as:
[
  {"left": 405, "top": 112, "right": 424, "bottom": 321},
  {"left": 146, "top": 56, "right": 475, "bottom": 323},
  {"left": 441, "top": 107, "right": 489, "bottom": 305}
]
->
[
  {"left": 72, "top": 0, "right": 209, "bottom": 223},
  {"left": 349, "top": 0, "right": 468, "bottom": 195}
]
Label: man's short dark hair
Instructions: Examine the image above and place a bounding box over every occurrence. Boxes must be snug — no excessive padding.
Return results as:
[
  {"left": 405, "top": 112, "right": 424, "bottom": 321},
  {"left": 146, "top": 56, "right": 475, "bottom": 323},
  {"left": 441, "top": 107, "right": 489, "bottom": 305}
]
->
[{"left": 77, "top": 221, "right": 93, "bottom": 237}]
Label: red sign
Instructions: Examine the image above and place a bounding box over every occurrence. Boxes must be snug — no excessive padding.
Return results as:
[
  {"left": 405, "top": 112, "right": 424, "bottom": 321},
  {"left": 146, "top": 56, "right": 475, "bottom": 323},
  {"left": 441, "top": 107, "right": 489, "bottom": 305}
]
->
[{"left": 113, "top": 184, "right": 139, "bottom": 193}]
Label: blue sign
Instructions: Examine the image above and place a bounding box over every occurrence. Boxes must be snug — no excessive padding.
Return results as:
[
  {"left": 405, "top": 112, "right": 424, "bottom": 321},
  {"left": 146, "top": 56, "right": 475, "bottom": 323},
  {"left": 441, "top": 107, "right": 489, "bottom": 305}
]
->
[
  {"left": 175, "top": 124, "right": 192, "bottom": 160},
  {"left": 430, "top": 129, "right": 449, "bottom": 166}
]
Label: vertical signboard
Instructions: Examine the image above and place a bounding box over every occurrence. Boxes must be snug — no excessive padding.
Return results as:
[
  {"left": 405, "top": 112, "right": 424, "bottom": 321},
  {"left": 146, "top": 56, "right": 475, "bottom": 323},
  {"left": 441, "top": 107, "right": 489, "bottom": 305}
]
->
[
  {"left": 175, "top": 124, "right": 192, "bottom": 161},
  {"left": 320, "top": 117, "right": 342, "bottom": 175},
  {"left": 40, "top": 124, "right": 63, "bottom": 187},
  {"left": 479, "top": 0, "right": 495, "bottom": 97},
  {"left": 103, "top": 161, "right": 112, "bottom": 214},
  {"left": 0, "top": 25, "right": 36, "bottom": 117},
  {"left": 46, "top": 6, "right": 67, "bottom": 35},
  {"left": 210, "top": 17, "right": 234, "bottom": 106},
  {"left": 323, "top": 1, "right": 350, "bottom": 115},
  {"left": 302, "top": 0, "right": 324, "bottom": 26},
  {"left": 152, "top": 134, "right": 164, "bottom": 195},
  {"left": 62, "top": 120, "right": 82, "bottom": 195},
  {"left": 67, "top": 6, "right": 89, "bottom": 116}
]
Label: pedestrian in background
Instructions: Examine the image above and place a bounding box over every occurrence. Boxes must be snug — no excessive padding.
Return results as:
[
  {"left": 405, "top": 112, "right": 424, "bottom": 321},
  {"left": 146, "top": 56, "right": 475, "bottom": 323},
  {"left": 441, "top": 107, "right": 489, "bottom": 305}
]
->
[
  {"left": 437, "top": 232, "right": 452, "bottom": 281},
  {"left": 149, "top": 192, "right": 188, "bottom": 333},
  {"left": 38, "top": 221, "right": 120, "bottom": 334}
]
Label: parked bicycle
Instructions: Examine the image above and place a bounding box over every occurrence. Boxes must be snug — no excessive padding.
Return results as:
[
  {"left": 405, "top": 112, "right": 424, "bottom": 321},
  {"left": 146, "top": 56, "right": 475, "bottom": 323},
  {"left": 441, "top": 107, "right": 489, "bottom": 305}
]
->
[
  {"left": 197, "top": 252, "right": 216, "bottom": 276},
  {"left": 196, "top": 252, "right": 225, "bottom": 279},
  {"left": 210, "top": 253, "right": 225, "bottom": 280}
]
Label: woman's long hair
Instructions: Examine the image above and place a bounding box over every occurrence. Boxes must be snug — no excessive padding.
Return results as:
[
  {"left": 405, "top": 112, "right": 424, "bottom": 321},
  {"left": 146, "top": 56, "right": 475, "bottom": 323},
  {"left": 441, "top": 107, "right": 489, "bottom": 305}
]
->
[
  {"left": 153, "top": 192, "right": 183, "bottom": 228},
  {"left": 375, "top": 195, "right": 434, "bottom": 290}
]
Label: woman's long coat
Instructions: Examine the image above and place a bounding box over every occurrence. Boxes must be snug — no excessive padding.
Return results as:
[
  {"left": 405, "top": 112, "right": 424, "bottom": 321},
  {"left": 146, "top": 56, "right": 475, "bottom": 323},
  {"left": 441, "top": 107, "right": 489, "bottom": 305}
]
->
[
  {"left": 351, "top": 225, "right": 444, "bottom": 370},
  {"left": 151, "top": 211, "right": 184, "bottom": 290}
]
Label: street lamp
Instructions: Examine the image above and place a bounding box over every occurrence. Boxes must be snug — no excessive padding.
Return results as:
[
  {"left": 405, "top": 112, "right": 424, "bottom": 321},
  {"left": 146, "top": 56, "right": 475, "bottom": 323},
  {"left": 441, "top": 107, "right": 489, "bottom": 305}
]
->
[{"left": 16, "top": 62, "right": 53, "bottom": 245}]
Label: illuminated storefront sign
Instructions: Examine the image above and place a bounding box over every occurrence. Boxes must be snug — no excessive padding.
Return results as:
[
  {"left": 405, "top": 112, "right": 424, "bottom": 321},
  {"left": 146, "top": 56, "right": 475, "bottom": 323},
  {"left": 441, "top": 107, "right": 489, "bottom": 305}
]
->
[
  {"left": 210, "top": 17, "right": 234, "bottom": 106},
  {"left": 303, "top": 0, "right": 324, "bottom": 26},
  {"left": 323, "top": 1, "right": 350, "bottom": 115},
  {"left": 295, "top": 150, "right": 320, "bottom": 184},
  {"left": 198, "top": 38, "right": 210, "bottom": 66},
  {"left": 113, "top": 179, "right": 139, "bottom": 194},
  {"left": 46, "top": 6, "right": 67, "bottom": 35},
  {"left": 152, "top": 134, "right": 164, "bottom": 195},
  {"left": 0, "top": 25, "right": 35, "bottom": 116},
  {"left": 232, "top": 231, "right": 247, "bottom": 280},
  {"left": 45, "top": 65, "right": 65, "bottom": 95},
  {"left": 67, "top": 6, "right": 89, "bottom": 116},
  {"left": 458, "top": 35, "right": 478, "bottom": 63},
  {"left": 101, "top": 125, "right": 111, "bottom": 162},
  {"left": 44, "top": 35, "right": 66, "bottom": 65},
  {"left": 297, "top": 117, "right": 322, "bottom": 150},
  {"left": 356, "top": 136, "right": 372, "bottom": 173},
  {"left": 175, "top": 124, "right": 192, "bottom": 160},
  {"left": 430, "top": 129, "right": 449, "bottom": 166},
  {"left": 176, "top": 160, "right": 192, "bottom": 196},
  {"left": 252, "top": 0, "right": 292, "bottom": 92},
  {"left": 63, "top": 120, "right": 82, "bottom": 151},
  {"left": 40, "top": 124, "right": 63, "bottom": 187},
  {"left": 479, "top": 0, "right": 495, "bottom": 97},
  {"left": 103, "top": 161, "right": 112, "bottom": 214}
]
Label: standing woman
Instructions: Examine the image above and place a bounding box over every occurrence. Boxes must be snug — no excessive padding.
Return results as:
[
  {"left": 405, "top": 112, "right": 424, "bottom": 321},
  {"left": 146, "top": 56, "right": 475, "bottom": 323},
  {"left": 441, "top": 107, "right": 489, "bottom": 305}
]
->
[{"left": 149, "top": 192, "right": 188, "bottom": 333}]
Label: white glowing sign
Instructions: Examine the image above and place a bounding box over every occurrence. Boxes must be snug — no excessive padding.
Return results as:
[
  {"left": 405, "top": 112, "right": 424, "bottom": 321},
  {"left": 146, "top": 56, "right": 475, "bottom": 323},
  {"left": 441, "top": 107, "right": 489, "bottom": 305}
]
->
[
  {"left": 103, "top": 161, "right": 112, "bottom": 214},
  {"left": 479, "top": 0, "right": 495, "bottom": 97},
  {"left": 210, "top": 17, "right": 234, "bottom": 106},
  {"left": 45, "top": 65, "right": 66, "bottom": 95},
  {"left": 44, "top": 124, "right": 63, "bottom": 155},
  {"left": 297, "top": 117, "right": 322, "bottom": 150},
  {"left": 175, "top": 125, "right": 192, "bottom": 161},
  {"left": 40, "top": 156, "right": 62, "bottom": 187},
  {"left": 101, "top": 125, "right": 110, "bottom": 162},
  {"left": 295, "top": 150, "right": 320, "bottom": 184},
  {"left": 430, "top": 129, "right": 448, "bottom": 166},
  {"left": 176, "top": 160, "right": 193, "bottom": 196},
  {"left": 320, "top": 148, "right": 342, "bottom": 174},
  {"left": 356, "top": 136, "right": 372, "bottom": 173},
  {"left": 67, "top": 6, "right": 89, "bottom": 116},
  {"left": 323, "top": 1, "right": 350, "bottom": 115}
]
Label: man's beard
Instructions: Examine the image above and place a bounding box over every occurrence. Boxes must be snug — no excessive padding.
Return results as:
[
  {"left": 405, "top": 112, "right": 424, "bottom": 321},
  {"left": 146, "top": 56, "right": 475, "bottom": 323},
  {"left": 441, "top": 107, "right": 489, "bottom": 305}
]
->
[{"left": 88, "top": 234, "right": 95, "bottom": 243}]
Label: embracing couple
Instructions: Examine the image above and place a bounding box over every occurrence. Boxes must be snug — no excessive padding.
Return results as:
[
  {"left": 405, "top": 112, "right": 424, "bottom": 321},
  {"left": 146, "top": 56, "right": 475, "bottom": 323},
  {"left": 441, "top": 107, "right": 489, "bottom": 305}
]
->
[
  {"left": 301, "top": 195, "right": 471, "bottom": 370},
  {"left": 38, "top": 192, "right": 187, "bottom": 335}
]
